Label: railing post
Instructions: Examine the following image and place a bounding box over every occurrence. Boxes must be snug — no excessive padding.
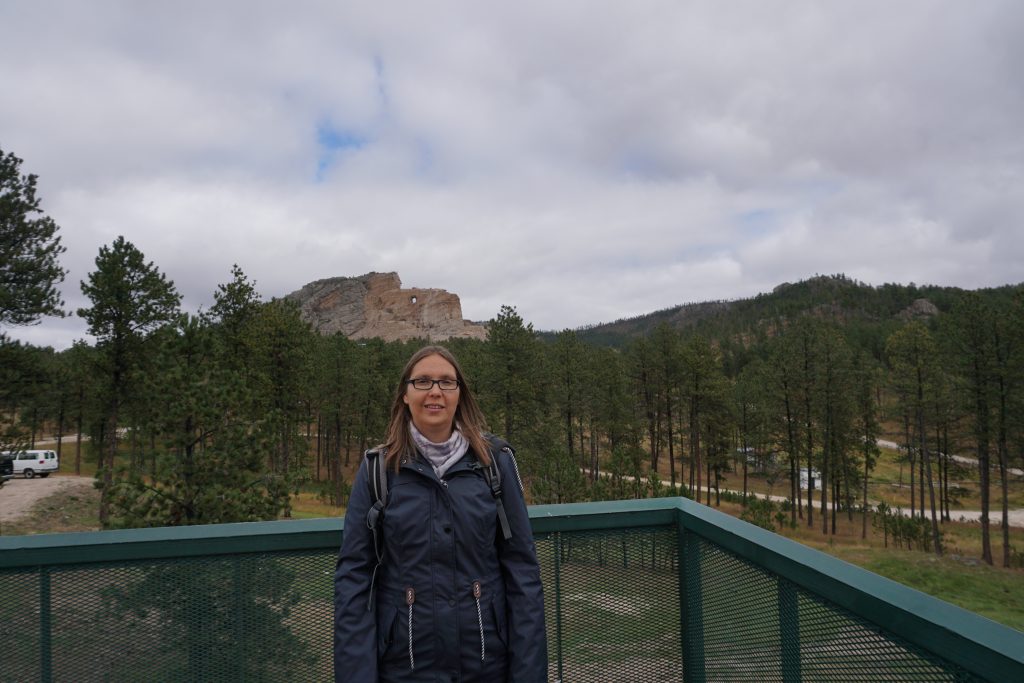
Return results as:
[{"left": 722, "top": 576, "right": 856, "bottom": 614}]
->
[
  {"left": 679, "top": 523, "right": 705, "bottom": 683},
  {"left": 553, "top": 532, "right": 564, "bottom": 683},
  {"left": 778, "top": 577, "right": 801, "bottom": 682},
  {"left": 40, "top": 566, "right": 52, "bottom": 683}
]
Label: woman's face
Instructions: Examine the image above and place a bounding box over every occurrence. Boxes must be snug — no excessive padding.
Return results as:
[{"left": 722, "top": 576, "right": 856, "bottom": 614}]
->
[{"left": 403, "top": 353, "right": 461, "bottom": 442}]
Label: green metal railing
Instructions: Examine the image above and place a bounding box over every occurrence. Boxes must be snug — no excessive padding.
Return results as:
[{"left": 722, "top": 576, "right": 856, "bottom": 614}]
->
[{"left": 2, "top": 497, "right": 1022, "bottom": 681}]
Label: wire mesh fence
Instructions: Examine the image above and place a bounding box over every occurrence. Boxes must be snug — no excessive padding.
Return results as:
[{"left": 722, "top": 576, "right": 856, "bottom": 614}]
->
[
  {"left": 537, "top": 528, "right": 683, "bottom": 682},
  {"left": 1, "top": 500, "right": 1020, "bottom": 682},
  {"left": 1, "top": 551, "right": 334, "bottom": 682},
  {"left": 682, "top": 535, "right": 978, "bottom": 682}
]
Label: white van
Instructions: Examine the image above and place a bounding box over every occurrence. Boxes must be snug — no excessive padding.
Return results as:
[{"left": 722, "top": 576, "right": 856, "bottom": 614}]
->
[{"left": 4, "top": 450, "right": 60, "bottom": 478}]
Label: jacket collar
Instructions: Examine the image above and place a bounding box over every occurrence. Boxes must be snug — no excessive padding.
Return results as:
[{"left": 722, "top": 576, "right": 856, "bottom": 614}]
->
[{"left": 399, "top": 450, "right": 479, "bottom": 480}]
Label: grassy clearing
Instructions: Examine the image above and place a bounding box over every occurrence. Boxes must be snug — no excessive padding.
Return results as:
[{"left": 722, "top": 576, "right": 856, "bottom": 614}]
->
[
  {"left": 841, "top": 549, "right": 1024, "bottom": 632},
  {"left": 710, "top": 499, "right": 1024, "bottom": 631},
  {"left": 288, "top": 491, "right": 345, "bottom": 520}
]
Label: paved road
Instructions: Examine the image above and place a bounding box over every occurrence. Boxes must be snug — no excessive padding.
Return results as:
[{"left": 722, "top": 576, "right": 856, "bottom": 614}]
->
[
  {"left": 877, "top": 439, "right": 1024, "bottom": 476},
  {"left": 584, "top": 469, "right": 1024, "bottom": 528}
]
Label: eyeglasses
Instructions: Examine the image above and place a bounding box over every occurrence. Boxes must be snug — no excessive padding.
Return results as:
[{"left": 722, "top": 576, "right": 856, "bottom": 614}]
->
[{"left": 407, "top": 378, "right": 461, "bottom": 391}]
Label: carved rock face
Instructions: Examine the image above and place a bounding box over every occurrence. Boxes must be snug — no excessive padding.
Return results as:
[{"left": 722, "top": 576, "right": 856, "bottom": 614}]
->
[{"left": 285, "top": 272, "right": 487, "bottom": 342}]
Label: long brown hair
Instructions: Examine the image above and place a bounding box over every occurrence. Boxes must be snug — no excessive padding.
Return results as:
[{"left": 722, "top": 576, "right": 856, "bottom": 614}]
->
[{"left": 383, "top": 345, "right": 490, "bottom": 471}]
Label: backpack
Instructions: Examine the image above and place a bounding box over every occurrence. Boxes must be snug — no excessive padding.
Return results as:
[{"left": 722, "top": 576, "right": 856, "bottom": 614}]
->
[{"left": 362, "top": 434, "right": 521, "bottom": 611}]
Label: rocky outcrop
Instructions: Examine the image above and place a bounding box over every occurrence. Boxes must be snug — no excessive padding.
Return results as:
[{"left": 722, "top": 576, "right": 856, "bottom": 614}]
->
[
  {"left": 286, "top": 272, "right": 487, "bottom": 342},
  {"left": 897, "top": 298, "right": 940, "bottom": 321}
]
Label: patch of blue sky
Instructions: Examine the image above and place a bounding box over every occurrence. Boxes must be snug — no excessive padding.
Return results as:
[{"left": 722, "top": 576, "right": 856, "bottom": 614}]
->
[
  {"left": 315, "top": 120, "right": 369, "bottom": 181},
  {"left": 737, "top": 208, "right": 778, "bottom": 237},
  {"left": 615, "top": 149, "right": 685, "bottom": 181},
  {"left": 413, "top": 138, "right": 435, "bottom": 177},
  {"left": 373, "top": 55, "right": 388, "bottom": 108}
]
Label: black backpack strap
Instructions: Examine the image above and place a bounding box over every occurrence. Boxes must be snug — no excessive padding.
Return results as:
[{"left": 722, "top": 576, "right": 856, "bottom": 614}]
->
[
  {"left": 484, "top": 434, "right": 516, "bottom": 542},
  {"left": 366, "top": 447, "right": 388, "bottom": 529},
  {"left": 364, "top": 447, "right": 387, "bottom": 611}
]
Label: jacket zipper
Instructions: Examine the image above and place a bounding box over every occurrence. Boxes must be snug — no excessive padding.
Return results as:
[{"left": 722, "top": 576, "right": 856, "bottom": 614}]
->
[
  {"left": 406, "top": 586, "right": 416, "bottom": 671},
  {"left": 473, "top": 580, "right": 485, "bottom": 661}
]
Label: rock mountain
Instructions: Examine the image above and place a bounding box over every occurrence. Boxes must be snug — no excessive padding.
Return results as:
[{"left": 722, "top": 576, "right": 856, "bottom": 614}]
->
[{"left": 285, "top": 272, "right": 487, "bottom": 342}]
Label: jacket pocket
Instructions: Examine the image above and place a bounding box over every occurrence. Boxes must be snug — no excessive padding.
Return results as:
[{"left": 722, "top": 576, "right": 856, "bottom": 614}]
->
[
  {"left": 490, "top": 593, "right": 508, "bottom": 648},
  {"left": 377, "top": 605, "right": 399, "bottom": 659}
]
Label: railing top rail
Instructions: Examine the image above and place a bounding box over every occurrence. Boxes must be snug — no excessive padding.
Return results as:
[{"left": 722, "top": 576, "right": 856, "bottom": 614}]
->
[
  {"left": 0, "top": 498, "right": 678, "bottom": 568},
  {"left": 528, "top": 496, "right": 679, "bottom": 533},
  {"left": 0, "top": 517, "right": 342, "bottom": 567}
]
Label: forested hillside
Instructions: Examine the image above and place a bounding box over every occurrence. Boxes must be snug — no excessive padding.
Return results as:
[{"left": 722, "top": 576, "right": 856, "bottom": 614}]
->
[{"left": 568, "top": 274, "right": 1020, "bottom": 353}]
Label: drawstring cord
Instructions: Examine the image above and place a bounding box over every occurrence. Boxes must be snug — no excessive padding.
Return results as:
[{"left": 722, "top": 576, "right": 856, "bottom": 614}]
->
[
  {"left": 505, "top": 447, "right": 525, "bottom": 492},
  {"left": 473, "top": 581, "right": 485, "bottom": 662},
  {"left": 366, "top": 563, "right": 380, "bottom": 612},
  {"left": 406, "top": 587, "right": 416, "bottom": 670}
]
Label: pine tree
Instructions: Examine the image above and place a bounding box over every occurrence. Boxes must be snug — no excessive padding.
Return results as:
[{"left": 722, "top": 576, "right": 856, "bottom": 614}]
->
[
  {"left": 944, "top": 294, "right": 995, "bottom": 564},
  {"left": 792, "top": 318, "right": 821, "bottom": 528},
  {"left": 853, "top": 352, "right": 882, "bottom": 539},
  {"left": 679, "top": 335, "right": 729, "bottom": 504},
  {"left": 105, "top": 314, "right": 289, "bottom": 527},
  {"left": 483, "top": 305, "right": 543, "bottom": 445},
  {"left": 652, "top": 323, "right": 683, "bottom": 489},
  {"left": 814, "top": 324, "right": 855, "bottom": 535},
  {"left": 551, "top": 329, "right": 586, "bottom": 461},
  {"left": 79, "top": 236, "right": 181, "bottom": 524},
  {"left": 764, "top": 331, "right": 804, "bottom": 524},
  {"left": 60, "top": 341, "right": 98, "bottom": 475},
  {"left": 244, "top": 298, "right": 315, "bottom": 513},
  {"left": 101, "top": 317, "right": 307, "bottom": 680},
  {"left": 887, "top": 322, "right": 943, "bottom": 554},
  {"left": 0, "top": 147, "right": 66, "bottom": 330}
]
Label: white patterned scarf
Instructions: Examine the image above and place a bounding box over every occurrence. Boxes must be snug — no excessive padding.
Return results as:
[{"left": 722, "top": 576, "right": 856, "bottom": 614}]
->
[{"left": 410, "top": 422, "right": 469, "bottom": 479}]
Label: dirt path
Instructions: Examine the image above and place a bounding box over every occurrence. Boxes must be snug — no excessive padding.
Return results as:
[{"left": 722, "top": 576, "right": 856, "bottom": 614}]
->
[{"left": 0, "top": 475, "right": 95, "bottom": 523}]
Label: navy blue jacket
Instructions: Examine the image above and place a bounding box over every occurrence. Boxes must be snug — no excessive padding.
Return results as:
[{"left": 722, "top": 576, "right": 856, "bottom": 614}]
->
[{"left": 334, "top": 441, "right": 547, "bottom": 682}]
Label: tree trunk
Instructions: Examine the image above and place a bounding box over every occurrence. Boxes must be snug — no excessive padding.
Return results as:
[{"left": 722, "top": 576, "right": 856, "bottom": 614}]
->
[
  {"left": 909, "top": 413, "right": 917, "bottom": 520},
  {"left": 997, "top": 375, "right": 1010, "bottom": 567},
  {"left": 689, "top": 394, "right": 700, "bottom": 496},
  {"left": 667, "top": 399, "right": 676, "bottom": 490},
  {"left": 861, "top": 444, "right": 870, "bottom": 539},
  {"left": 916, "top": 369, "right": 941, "bottom": 555},
  {"left": 783, "top": 388, "right": 800, "bottom": 523},
  {"left": 841, "top": 444, "right": 853, "bottom": 523},
  {"left": 74, "top": 405, "right": 83, "bottom": 476},
  {"left": 821, "top": 425, "right": 829, "bottom": 536},
  {"left": 973, "top": 353, "right": 993, "bottom": 565}
]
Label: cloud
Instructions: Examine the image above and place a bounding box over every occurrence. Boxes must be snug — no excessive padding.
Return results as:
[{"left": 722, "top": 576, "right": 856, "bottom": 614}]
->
[{"left": 1, "top": 1, "right": 1022, "bottom": 348}]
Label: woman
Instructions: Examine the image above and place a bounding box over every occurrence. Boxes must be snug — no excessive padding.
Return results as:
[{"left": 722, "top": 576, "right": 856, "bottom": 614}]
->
[{"left": 334, "top": 345, "right": 547, "bottom": 682}]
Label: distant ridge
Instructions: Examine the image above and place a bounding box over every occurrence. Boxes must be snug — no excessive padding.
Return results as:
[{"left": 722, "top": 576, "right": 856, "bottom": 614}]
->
[{"left": 557, "top": 275, "right": 1023, "bottom": 346}]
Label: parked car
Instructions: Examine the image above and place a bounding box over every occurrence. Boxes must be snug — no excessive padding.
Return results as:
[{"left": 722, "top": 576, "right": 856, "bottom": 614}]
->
[
  {"left": 0, "top": 450, "right": 59, "bottom": 479},
  {"left": 0, "top": 453, "right": 12, "bottom": 483}
]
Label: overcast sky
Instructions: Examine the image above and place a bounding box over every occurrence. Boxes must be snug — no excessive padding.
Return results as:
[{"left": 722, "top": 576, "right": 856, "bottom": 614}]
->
[{"left": 2, "top": 1, "right": 1022, "bottom": 349}]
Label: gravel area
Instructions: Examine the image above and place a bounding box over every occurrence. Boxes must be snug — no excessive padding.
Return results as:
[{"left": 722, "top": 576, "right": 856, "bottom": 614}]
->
[{"left": 0, "top": 475, "right": 95, "bottom": 523}]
